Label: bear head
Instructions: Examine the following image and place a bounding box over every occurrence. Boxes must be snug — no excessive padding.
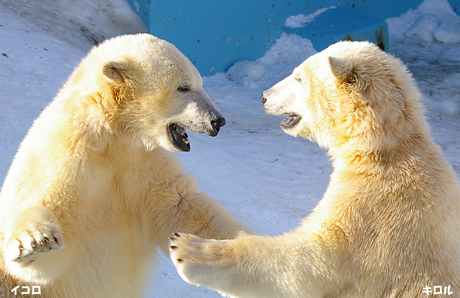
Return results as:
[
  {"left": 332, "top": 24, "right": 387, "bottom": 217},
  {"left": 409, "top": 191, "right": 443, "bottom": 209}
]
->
[
  {"left": 66, "top": 33, "right": 225, "bottom": 152},
  {"left": 261, "top": 41, "right": 426, "bottom": 154}
]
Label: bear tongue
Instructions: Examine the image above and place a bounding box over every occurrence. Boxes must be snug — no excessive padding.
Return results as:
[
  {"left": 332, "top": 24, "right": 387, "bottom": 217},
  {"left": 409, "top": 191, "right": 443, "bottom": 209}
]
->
[{"left": 169, "top": 124, "right": 190, "bottom": 152}]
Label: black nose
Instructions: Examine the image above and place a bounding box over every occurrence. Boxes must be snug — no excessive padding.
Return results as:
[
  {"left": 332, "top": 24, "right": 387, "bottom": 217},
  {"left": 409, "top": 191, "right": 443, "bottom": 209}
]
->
[
  {"left": 260, "top": 94, "right": 267, "bottom": 104},
  {"left": 211, "top": 117, "right": 226, "bottom": 132}
]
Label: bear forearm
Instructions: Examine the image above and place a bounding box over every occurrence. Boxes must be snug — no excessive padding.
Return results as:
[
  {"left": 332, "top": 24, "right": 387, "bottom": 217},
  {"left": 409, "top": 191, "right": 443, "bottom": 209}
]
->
[
  {"left": 192, "top": 199, "right": 255, "bottom": 240},
  {"left": 170, "top": 234, "right": 326, "bottom": 298},
  {"left": 155, "top": 191, "right": 254, "bottom": 255}
]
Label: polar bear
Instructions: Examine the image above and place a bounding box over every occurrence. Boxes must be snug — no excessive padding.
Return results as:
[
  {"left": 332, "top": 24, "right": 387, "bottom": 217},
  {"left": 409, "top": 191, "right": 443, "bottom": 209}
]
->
[
  {"left": 169, "top": 41, "right": 460, "bottom": 298},
  {"left": 0, "top": 33, "right": 254, "bottom": 298}
]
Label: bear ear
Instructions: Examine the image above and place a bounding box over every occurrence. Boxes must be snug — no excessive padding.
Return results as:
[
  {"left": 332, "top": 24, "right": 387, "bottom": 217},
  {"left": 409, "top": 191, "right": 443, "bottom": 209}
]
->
[
  {"left": 328, "top": 56, "right": 354, "bottom": 82},
  {"left": 103, "top": 61, "right": 129, "bottom": 83},
  {"left": 329, "top": 56, "right": 370, "bottom": 90}
]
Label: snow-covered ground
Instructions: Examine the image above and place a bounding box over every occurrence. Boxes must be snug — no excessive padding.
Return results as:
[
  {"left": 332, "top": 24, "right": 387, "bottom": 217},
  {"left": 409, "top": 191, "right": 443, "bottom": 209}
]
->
[{"left": 0, "top": 0, "right": 459, "bottom": 297}]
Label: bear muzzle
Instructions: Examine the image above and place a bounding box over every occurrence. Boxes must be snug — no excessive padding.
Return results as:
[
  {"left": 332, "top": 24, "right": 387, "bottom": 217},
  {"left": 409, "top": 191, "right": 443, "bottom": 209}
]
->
[
  {"left": 168, "top": 115, "right": 225, "bottom": 152},
  {"left": 210, "top": 117, "right": 226, "bottom": 136}
]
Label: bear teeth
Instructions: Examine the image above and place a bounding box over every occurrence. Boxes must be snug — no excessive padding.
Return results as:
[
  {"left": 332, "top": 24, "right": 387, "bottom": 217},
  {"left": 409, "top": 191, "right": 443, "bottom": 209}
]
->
[
  {"left": 183, "top": 133, "right": 189, "bottom": 145},
  {"left": 168, "top": 124, "right": 190, "bottom": 152}
]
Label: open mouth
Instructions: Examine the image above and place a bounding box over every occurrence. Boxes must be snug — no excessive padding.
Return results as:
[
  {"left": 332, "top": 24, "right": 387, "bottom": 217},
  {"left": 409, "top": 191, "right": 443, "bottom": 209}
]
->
[
  {"left": 168, "top": 124, "right": 190, "bottom": 152},
  {"left": 280, "top": 114, "right": 301, "bottom": 129}
]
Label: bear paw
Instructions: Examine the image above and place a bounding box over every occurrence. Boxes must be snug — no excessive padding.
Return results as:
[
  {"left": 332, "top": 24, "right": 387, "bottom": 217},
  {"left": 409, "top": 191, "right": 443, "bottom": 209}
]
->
[
  {"left": 169, "top": 233, "right": 227, "bottom": 286},
  {"left": 5, "top": 221, "right": 64, "bottom": 264}
]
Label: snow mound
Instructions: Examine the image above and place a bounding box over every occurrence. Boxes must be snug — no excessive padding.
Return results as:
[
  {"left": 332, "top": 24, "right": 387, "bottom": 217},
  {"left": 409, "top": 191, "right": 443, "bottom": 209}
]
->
[
  {"left": 259, "top": 33, "right": 317, "bottom": 65},
  {"left": 422, "top": 95, "right": 460, "bottom": 117},
  {"left": 433, "top": 15, "right": 460, "bottom": 43},
  {"left": 0, "top": 0, "right": 147, "bottom": 50},
  {"left": 226, "top": 61, "right": 266, "bottom": 85},
  {"left": 227, "top": 6, "right": 328, "bottom": 85},
  {"left": 404, "top": 14, "right": 438, "bottom": 43},
  {"left": 227, "top": 33, "right": 316, "bottom": 85},
  {"left": 387, "top": 0, "right": 459, "bottom": 44}
]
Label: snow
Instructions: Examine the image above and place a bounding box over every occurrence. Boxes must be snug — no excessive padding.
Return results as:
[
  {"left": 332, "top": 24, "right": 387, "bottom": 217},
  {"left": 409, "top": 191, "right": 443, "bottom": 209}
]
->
[
  {"left": 227, "top": 33, "right": 317, "bottom": 88},
  {"left": 434, "top": 14, "right": 460, "bottom": 43},
  {"left": 386, "top": 0, "right": 460, "bottom": 120},
  {"left": 404, "top": 13, "right": 439, "bottom": 43},
  {"left": 0, "top": 0, "right": 459, "bottom": 297},
  {"left": 387, "top": 0, "right": 459, "bottom": 43},
  {"left": 284, "top": 7, "right": 336, "bottom": 29},
  {"left": 404, "top": 13, "right": 460, "bottom": 44},
  {"left": 422, "top": 95, "right": 460, "bottom": 117},
  {"left": 0, "top": 0, "right": 146, "bottom": 49},
  {"left": 226, "top": 60, "right": 266, "bottom": 85}
]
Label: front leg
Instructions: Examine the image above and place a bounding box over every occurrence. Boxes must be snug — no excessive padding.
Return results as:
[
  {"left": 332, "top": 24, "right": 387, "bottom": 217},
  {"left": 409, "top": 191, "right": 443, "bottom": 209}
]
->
[
  {"left": 151, "top": 172, "right": 255, "bottom": 255},
  {"left": 169, "top": 233, "right": 234, "bottom": 288},
  {"left": 4, "top": 206, "right": 65, "bottom": 281},
  {"left": 169, "top": 233, "right": 334, "bottom": 298},
  {"left": 169, "top": 233, "right": 283, "bottom": 298}
]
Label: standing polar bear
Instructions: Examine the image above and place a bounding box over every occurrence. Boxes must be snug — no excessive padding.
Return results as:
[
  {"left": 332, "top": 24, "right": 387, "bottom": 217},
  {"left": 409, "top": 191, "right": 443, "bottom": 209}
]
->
[
  {"left": 170, "top": 41, "right": 460, "bottom": 297},
  {"left": 0, "top": 34, "right": 253, "bottom": 298}
]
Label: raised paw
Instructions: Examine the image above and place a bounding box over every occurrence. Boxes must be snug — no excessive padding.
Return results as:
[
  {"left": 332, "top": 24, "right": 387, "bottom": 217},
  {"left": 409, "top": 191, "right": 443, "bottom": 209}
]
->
[
  {"left": 5, "top": 221, "right": 64, "bottom": 264},
  {"left": 169, "top": 233, "right": 228, "bottom": 286}
]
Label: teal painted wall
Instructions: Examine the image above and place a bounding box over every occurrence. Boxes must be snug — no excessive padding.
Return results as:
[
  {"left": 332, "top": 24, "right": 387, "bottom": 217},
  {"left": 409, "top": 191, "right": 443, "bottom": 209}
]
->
[{"left": 127, "top": 0, "right": 459, "bottom": 75}]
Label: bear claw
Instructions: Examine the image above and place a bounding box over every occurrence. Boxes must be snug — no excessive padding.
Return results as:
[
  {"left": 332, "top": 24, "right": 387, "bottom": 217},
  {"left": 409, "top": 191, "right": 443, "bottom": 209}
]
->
[{"left": 5, "top": 222, "right": 65, "bottom": 263}]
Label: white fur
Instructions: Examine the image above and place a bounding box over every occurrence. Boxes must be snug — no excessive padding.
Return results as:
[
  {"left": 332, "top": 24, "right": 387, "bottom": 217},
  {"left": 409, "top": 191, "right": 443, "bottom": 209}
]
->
[
  {"left": 0, "top": 34, "right": 253, "bottom": 298},
  {"left": 170, "top": 41, "right": 460, "bottom": 298}
]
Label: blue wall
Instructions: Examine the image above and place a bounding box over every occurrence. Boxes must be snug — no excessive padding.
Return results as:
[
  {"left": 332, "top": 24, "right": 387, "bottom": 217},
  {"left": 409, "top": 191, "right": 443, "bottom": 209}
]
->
[{"left": 127, "top": 0, "right": 459, "bottom": 75}]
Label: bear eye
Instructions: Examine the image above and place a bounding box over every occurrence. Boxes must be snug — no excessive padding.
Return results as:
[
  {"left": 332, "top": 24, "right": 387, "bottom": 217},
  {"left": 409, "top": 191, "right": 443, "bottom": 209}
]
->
[
  {"left": 177, "top": 84, "right": 191, "bottom": 93},
  {"left": 294, "top": 75, "right": 302, "bottom": 83}
]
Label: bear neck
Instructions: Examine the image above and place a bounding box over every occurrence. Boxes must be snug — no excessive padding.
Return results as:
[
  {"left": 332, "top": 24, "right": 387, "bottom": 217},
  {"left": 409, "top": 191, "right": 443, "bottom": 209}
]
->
[{"left": 328, "top": 122, "right": 444, "bottom": 183}]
